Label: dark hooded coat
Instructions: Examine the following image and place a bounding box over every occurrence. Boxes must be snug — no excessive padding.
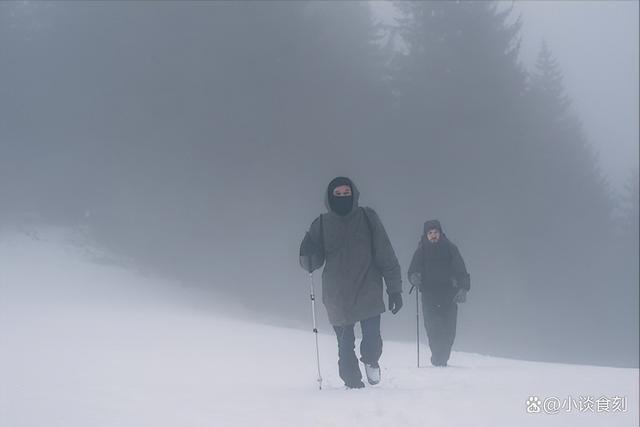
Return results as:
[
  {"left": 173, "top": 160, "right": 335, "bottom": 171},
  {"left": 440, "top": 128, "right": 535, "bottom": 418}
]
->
[
  {"left": 408, "top": 220, "right": 470, "bottom": 304},
  {"left": 299, "top": 178, "right": 402, "bottom": 326}
]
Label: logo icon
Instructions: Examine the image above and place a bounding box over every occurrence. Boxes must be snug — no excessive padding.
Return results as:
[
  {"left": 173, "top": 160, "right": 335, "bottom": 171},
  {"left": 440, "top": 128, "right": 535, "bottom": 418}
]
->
[{"left": 526, "top": 396, "right": 542, "bottom": 413}]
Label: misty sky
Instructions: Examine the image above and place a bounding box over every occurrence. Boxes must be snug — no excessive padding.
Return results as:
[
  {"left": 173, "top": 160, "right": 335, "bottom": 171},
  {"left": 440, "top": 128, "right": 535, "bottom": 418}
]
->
[{"left": 374, "top": 0, "right": 639, "bottom": 189}]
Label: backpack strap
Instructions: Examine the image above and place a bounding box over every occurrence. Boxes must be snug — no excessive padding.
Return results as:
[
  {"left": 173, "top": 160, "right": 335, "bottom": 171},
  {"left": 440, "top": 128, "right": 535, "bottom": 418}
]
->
[
  {"left": 361, "top": 207, "right": 375, "bottom": 257},
  {"left": 319, "top": 213, "right": 324, "bottom": 254}
]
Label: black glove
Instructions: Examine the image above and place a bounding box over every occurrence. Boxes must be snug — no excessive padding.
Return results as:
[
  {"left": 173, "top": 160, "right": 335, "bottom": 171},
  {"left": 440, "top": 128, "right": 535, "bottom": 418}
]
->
[
  {"left": 409, "top": 272, "right": 422, "bottom": 287},
  {"left": 388, "top": 292, "right": 403, "bottom": 314},
  {"left": 453, "top": 288, "right": 467, "bottom": 304}
]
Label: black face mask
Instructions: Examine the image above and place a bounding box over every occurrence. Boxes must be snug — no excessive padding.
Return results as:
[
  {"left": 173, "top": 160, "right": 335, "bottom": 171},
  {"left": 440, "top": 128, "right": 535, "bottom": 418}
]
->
[{"left": 330, "top": 195, "right": 353, "bottom": 216}]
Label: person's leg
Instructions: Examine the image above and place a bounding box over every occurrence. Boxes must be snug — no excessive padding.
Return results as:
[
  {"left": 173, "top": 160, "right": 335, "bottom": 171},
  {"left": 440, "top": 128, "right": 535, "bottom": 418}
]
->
[
  {"left": 333, "top": 323, "right": 363, "bottom": 386},
  {"left": 440, "top": 303, "right": 458, "bottom": 365},
  {"left": 422, "top": 293, "right": 447, "bottom": 366},
  {"left": 359, "top": 315, "right": 382, "bottom": 367}
]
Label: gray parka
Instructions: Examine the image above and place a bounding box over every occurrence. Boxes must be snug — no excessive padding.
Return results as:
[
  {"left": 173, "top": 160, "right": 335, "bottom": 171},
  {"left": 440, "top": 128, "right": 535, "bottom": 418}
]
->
[{"left": 299, "top": 178, "right": 402, "bottom": 326}]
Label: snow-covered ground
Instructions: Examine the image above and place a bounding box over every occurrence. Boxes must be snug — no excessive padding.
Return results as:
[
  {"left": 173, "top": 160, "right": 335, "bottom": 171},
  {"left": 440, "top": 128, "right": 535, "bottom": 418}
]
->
[{"left": 1, "top": 228, "right": 637, "bottom": 427}]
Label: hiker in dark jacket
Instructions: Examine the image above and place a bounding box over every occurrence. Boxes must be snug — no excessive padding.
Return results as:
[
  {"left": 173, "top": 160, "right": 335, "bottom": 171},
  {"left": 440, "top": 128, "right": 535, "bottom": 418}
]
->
[
  {"left": 408, "top": 220, "right": 470, "bottom": 367},
  {"left": 299, "top": 176, "right": 403, "bottom": 388}
]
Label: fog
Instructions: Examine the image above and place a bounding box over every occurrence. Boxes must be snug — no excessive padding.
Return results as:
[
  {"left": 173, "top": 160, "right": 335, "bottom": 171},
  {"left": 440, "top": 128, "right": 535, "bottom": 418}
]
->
[
  {"left": 516, "top": 0, "right": 639, "bottom": 190},
  {"left": 1, "top": 1, "right": 638, "bottom": 368}
]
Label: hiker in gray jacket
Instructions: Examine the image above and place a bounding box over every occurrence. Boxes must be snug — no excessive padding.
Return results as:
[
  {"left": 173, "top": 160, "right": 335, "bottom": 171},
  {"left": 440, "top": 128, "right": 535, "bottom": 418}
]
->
[{"left": 299, "top": 176, "right": 403, "bottom": 389}]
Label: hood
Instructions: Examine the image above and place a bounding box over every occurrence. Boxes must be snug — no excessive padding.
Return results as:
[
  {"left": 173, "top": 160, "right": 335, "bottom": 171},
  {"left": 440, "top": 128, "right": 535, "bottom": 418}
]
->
[
  {"left": 324, "top": 176, "right": 360, "bottom": 215},
  {"left": 423, "top": 219, "right": 443, "bottom": 234},
  {"left": 422, "top": 219, "right": 450, "bottom": 247}
]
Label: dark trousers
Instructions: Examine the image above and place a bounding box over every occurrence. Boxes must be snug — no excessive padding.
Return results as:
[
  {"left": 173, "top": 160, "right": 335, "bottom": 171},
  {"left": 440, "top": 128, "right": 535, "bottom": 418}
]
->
[
  {"left": 332, "top": 315, "right": 382, "bottom": 386},
  {"left": 422, "top": 292, "right": 458, "bottom": 365}
]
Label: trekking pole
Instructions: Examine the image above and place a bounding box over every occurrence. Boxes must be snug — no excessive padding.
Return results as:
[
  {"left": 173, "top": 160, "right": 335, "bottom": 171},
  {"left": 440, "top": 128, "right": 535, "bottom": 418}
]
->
[
  {"left": 309, "top": 271, "right": 323, "bottom": 390},
  {"left": 411, "top": 285, "right": 420, "bottom": 368},
  {"left": 416, "top": 289, "right": 420, "bottom": 367}
]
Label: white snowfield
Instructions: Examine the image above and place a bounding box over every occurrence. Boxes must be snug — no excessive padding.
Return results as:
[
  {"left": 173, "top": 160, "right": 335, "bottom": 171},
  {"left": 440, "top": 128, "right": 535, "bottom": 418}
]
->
[{"left": 0, "top": 229, "right": 637, "bottom": 427}]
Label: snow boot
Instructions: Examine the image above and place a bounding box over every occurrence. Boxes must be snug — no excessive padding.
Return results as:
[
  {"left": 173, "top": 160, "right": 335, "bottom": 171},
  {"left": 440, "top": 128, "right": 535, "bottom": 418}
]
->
[
  {"left": 364, "top": 362, "right": 381, "bottom": 385},
  {"left": 345, "top": 380, "right": 365, "bottom": 389}
]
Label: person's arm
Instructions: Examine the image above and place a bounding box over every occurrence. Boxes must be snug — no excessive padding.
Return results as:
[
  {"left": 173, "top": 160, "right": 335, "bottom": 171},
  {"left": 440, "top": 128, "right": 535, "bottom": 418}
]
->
[
  {"left": 364, "top": 208, "right": 402, "bottom": 294},
  {"left": 451, "top": 244, "right": 470, "bottom": 291},
  {"left": 407, "top": 245, "right": 423, "bottom": 288},
  {"left": 299, "top": 216, "right": 325, "bottom": 273}
]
